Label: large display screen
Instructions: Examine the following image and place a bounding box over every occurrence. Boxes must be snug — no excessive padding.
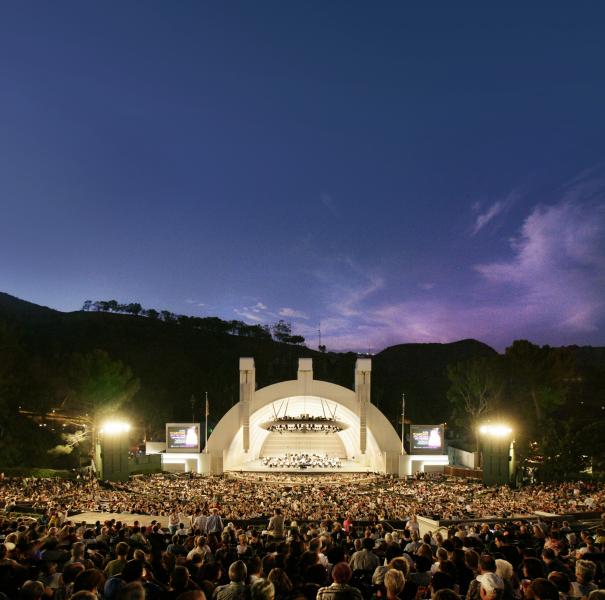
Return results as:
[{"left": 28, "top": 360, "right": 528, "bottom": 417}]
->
[
  {"left": 410, "top": 424, "right": 444, "bottom": 454},
  {"left": 166, "top": 423, "right": 200, "bottom": 453}
]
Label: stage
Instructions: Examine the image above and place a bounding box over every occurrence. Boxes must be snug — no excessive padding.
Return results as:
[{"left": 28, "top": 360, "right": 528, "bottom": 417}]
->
[{"left": 227, "top": 458, "right": 372, "bottom": 473}]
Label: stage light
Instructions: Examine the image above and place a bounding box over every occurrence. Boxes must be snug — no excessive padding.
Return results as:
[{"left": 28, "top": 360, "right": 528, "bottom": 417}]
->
[
  {"left": 99, "top": 420, "right": 131, "bottom": 435},
  {"left": 478, "top": 423, "right": 512, "bottom": 437}
]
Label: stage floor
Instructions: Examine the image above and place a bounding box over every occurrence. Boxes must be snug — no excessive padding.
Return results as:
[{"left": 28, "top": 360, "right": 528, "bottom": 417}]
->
[
  {"left": 71, "top": 511, "right": 169, "bottom": 527},
  {"left": 227, "top": 459, "right": 372, "bottom": 473}
]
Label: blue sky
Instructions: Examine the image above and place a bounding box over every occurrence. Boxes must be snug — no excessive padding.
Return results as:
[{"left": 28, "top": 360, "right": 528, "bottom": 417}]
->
[{"left": 1, "top": 2, "right": 604, "bottom": 351}]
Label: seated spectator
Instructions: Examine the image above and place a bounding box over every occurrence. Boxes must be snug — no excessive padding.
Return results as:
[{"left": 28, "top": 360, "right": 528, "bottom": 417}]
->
[
  {"left": 163, "top": 565, "right": 200, "bottom": 600},
  {"left": 527, "top": 579, "right": 559, "bottom": 600},
  {"left": 73, "top": 569, "right": 106, "bottom": 595},
  {"left": 476, "top": 573, "right": 505, "bottom": 600},
  {"left": 105, "top": 542, "right": 131, "bottom": 577},
  {"left": 384, "top": 569, "right": 405, "bottom": 600},
  {"left": 349, "top": 538, "right": 380, "bottom": 572},
  {"left": 547, "top": 571, "right": 571, "bottom": 600},
  {"left": 570, "top": 560, "right": 598, "bottom": 598},
  {"left": 316, "top": 562, "right": 362, "bottom": 600},
  {"left": 213, "top": 560, "right": 249, "bottom": 600},
  {"left": 267, "top": 568, "right": 293, "bottom": 600},
  {"left": 251, "top": 579, "right": 275, "bottom": 600}
]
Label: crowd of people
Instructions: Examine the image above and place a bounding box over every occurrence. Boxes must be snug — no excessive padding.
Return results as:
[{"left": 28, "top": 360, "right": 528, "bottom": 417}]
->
[
  {"left": 2, "top": 474, "right": 603, "bottom": 523},
  {"left": 0, "top": 472, "right": 604, "bottom": 600},
  {"left": 260, "top": 455, "right": 343, "bottom": 469}
]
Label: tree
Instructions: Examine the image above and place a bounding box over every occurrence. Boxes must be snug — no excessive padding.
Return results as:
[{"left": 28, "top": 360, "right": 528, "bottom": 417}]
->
[
  {"left": 126, "top": 302, "right": 143, "bottom": 316},
  {"left": 534, "top": 418, "right": 591, "bottom": 481},
  {"left": 0, "top": 322, "right": 23, "bottom": 440},
  {"left": 145, "top": 308, "right": 159, "bottom": 320},
  {"left": 272, "top": 320, "right": 292, "bottom": 342},
  {"left": 82, "top": 300, "right": 92, "bottom": 311},
  {"left": 161, "top": 310, "right": 175, "bottom": 323},
  {"left": 447, "top": 357, "right": 502, "bottom": 450},
  {"left": 504, "top": 341, "right": 573, "bottom": 426},
  {"left": 271, "top": 320, "right": 305, "bottom": 344},
  {"left": 64, "top": 350, "right": 140, "bottom": 424}
]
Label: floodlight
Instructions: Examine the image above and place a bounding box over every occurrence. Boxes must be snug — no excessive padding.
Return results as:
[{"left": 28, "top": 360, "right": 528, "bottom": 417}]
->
[
  {"left": 478, "top": 423, "right": 512, "bottom": 437},
  {"left": 99, "top": 421, "right": 131, "bottom": 435}
]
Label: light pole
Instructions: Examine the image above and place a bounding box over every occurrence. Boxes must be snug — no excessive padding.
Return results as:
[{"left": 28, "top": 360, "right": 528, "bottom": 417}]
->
[
  {"left": 401, "top": 392, "right": 405, "bottom": 454},
  {"left": 204, "top": 391, "right": 209, "bottom": 453},
  {"left": 97, "top": 420, "right": 131, "bottom": 481},
  {"left": 478, "top": 423, "right": 514, "bottom": 486}
]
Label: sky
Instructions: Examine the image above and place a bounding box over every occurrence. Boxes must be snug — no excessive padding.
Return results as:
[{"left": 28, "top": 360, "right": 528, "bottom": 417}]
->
[{"left": 1, "top": 2, "right": 604, "bottom": 352}]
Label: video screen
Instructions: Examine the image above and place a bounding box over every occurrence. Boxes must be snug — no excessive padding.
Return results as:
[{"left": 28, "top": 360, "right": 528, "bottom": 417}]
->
[
  {"left": 410, "top": 425, "right": 444, "bottom": 454},
  {"left": 166, "top": 423, "right": 200, "bottom": 452}
]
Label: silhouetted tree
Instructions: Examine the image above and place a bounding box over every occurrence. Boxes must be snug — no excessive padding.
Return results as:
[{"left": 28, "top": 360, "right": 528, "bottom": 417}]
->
[
  {"left": 447, "top": 357, "right": 502, "bottom": 450},
  {"left": 126, "top": 302, "right": 143, "bottom": 316},
  {"left": 64, "top": 349, "right": 140, "bottom": 424}
]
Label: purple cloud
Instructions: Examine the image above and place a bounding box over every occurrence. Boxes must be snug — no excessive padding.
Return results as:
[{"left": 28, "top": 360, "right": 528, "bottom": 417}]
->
[
  {"left": 475, "top": 200, "right": 605, "bottom": 332},
  {"left": 319, "top": 194, "right": 605, "bottom": 351},
  {"left": 471, "top": 190, "right": 519, "bottom": 235},
  {"left": 279, "top": 307, "right": 309, "bottom": 320}
]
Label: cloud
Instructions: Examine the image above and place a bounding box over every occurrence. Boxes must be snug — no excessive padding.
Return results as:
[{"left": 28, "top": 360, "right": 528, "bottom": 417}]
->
[
  {"left": 185, "top": 298, "right": 206, "bottom": 308},
  {"left": 226, "top": 175, "right": 605, "bottom": 352},
  {"left": 233, "top": 300, "right": 272, "bottom": 322},
  {"left": 475, "top": 200, "right": 605, "bottom": 332},
  {"left": 317, "top": 181, "right": 605, "bottom": 351},
  {"left": 330, "top": 273, "right": 385, "bottom": 318},
  {"left": 320, "top": 192, "right": 339, "bottom": 219},
  {"left": 471, "top": 191, "right": 518, "bottom": 235},
  {"left": 279, "top": 307, "right": 309, "bottom": 319},
  {"left": 234, "top": 308, "right": 263, "bottom": 322}
]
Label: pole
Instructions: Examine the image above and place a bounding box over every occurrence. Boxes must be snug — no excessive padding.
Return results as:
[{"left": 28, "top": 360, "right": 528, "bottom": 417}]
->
[
  {"left": 204, "top": 391, "right": 209, "bottom": 453},
  {"left": 401, "top": 393, "right": 405, "bottom": 454}
]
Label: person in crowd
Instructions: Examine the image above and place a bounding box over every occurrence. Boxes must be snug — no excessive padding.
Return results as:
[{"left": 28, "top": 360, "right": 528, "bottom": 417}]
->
[
  {"left": 316, "top": 562, "right": 363, "bottom": 600},
  {"left": 213, "top": 560, "right": 249, "bottom": 600},
  {"left": 267, "top": 568, "right": 293, "bottom": 600},
  {"left": 349, "top": 537, "right": 380, "bottom": 572},
  {"left": 527, "top": 579, "right": 560, "bottom": 600},
  {"left": 206, "top": 509, "right": 224, "bottom": 537},
  {"left": 477, "top": 573, "right": 505, "bottom": 600},
  {"left": 251, "top": 579, "right": 275, "bottom": 600},
  {"left": 17, "top": 581, "right": 45, "bottom": 600},
  {"left": 570, "top": 560, "right": 598, "bottom": 598},
  {"left": 106, "top": 541, "right": 131, "bottom": 577},
  {"left": 384, "top": 569, "right": 405, "bottom": 600},
  {"left": 467, "top": 555, "right": 498, "bottom": 600},
  {"left": 267, "top": 509, "right": 285, "bottom": 539}
]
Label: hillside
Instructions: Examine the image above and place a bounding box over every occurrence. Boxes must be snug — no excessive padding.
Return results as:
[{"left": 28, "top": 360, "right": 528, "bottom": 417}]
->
[{"left": 1, "top": 292, "right": 601, "bottom": 436}]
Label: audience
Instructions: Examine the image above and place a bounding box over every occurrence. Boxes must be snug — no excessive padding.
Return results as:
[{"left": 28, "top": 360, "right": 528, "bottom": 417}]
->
[{"left": 0, "top": 472, "right": 603, "bottom": 600}]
